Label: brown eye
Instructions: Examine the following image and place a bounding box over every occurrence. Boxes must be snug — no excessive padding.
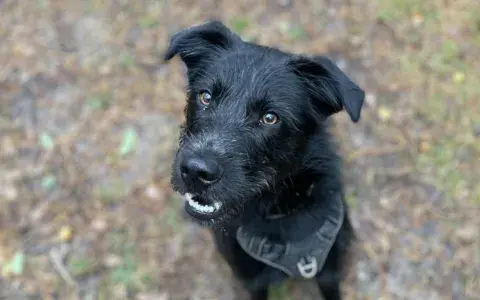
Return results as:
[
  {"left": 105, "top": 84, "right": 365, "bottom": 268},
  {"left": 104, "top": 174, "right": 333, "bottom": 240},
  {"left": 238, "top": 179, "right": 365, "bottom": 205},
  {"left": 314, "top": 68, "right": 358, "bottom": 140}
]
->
[
  {"left": 261, "top": 112, "right": 279, "bottom": 125},
  {"left": 198, "top": 91, "right": 212, "bottom": 105}
]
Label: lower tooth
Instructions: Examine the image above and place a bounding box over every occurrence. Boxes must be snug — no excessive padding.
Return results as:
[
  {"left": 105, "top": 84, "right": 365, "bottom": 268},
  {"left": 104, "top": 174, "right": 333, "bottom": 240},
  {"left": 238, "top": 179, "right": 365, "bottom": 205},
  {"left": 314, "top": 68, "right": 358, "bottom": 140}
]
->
[
  {"left": 190, "top": 199, "right": 214, "bottom": 212},
  {"left": 185, "top": 194, "right": 219, "bottom": 213}
]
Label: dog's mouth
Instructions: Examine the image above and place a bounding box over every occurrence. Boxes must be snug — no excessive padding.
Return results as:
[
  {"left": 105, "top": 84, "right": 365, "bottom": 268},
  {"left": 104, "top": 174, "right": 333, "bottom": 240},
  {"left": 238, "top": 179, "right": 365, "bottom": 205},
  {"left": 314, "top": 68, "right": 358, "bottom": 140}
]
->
[{"left": 183, "top": 193, "right": 223, "bottom": 220}]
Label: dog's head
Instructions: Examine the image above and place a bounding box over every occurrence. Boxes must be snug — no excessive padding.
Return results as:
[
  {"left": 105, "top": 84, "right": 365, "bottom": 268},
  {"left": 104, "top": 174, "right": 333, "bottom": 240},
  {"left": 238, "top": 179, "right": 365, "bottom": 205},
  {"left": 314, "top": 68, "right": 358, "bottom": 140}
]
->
[{"left": 165, "top": 21, "right": 364, "bottom": 225}]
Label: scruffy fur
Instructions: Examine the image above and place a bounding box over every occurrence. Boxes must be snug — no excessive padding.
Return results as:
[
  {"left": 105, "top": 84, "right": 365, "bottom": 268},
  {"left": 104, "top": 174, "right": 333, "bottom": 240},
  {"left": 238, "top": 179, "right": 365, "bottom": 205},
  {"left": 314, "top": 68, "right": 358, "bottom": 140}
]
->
[{"left": 165, "top": 21, "right": 365, "bottom": 300}]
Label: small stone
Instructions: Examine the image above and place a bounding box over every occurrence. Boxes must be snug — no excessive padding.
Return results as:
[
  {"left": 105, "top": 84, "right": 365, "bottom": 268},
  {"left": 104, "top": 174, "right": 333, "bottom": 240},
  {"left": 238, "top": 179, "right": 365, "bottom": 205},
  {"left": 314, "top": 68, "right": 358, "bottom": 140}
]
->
[
  {"left": 91, "top": 218, "right": 107, "bottom": 232},
  {"left": 350, "top": 35, "right": 363, "bottom": 46},
  {"left": 144, "top": 184, "right": 165, "bottom": 201},
  {"left": 99, "top": 63, "right": 112, "bottom": 75},
  {"left": 278, "top": 21, "right": 289, "bottom": 33},
  {"left": 456, "top": 226, "right": 477, "bottom": 243},
  {"left": 0, "top": 183, "right": 18, "bottom": 201},
  {"left": 365, "top": 93, "right": 377, "bottom": 108},
  {"left": 103, "top": 254, "right": 122, "bottom": 268},
  {"left": 380, "top": 196, "right": 390, "bottom": 208},
  {"left": 136, "top": 292, "right": 169, "bottom": 300}
]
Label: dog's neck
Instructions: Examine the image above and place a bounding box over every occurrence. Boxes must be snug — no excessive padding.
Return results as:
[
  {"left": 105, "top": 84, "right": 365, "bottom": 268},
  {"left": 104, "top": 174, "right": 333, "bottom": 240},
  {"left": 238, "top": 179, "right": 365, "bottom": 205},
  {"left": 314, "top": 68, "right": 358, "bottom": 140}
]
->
[
  {"left": 262, "top": 172, "right": 317, "bottom": 218},
  {"left": 263, "top": 128, "right": 342, "bottom": 219}
]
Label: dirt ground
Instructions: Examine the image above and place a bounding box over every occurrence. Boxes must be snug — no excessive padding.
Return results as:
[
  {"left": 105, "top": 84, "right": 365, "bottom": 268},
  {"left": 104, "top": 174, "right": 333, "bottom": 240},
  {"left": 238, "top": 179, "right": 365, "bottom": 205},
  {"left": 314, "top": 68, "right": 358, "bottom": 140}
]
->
[{"left": 0, "top": 0, "right": 479, "bottom": 299}]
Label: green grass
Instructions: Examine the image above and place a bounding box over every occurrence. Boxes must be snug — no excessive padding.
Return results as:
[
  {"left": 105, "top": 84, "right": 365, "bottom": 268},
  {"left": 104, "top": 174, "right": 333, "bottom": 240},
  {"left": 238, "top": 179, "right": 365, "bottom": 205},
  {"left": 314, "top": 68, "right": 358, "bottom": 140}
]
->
[
  {"left": 39, "top": 132, "right": 55, "bottom": 150},
  {"left": 118, "top": 127, "right": 138, "bottom": 157},
  {"left": 94, "top": 180, "right": 128, "bottom": 204},
  {"left": 376, "top": 0, "right": 438, "bottom": 21},
  {"left": 383, "top": 0, "right": 480, "bottom": 206},
  {"left": 86, "top": 92, "right": 112, "bottom": 111},
  {"left": 418, "top": 141, "right": 468, "bottom": 201},
  {"left": 345, "top": 187, "right": 358, "bottom": 210},
  {"left": 231, "top": 17, "right": 250, "bottom": 34},
  {"left": 41, "top": 174, "right": 57, "bottom": 191},
  {"left": 118, "top": 52, "right": 135, "bottom": 68},
  {"left": 107, "top": 232, "right": 141, "bottom": 290},
  {"left": 138, "top": 16, "right": 158, "bottom": 29},
  {"left": 163, "top": 195, "right": 184, "bottom": 231},
  {"left": 1, "top": 251, "right": 25, "bottom": 277},
  {"left": 278, "top": 22, "right": 307, "bottom": 41},
  {"left": 68, "top": 253, "right": 96, "bottom": 277},
  {"left": 110, "top": 249, "right": 137, "bottom": 286},
  {"left": 286, "top": 25, "right": 307, "bottom": 41},
  {"left": 104, "top": 230, "right": 160, "bottom": 294}
]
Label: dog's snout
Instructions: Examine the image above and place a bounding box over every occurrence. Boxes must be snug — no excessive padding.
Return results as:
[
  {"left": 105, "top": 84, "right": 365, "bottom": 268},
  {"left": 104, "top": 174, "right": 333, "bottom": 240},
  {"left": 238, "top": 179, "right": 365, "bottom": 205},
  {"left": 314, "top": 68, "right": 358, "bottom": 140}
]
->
[{"left": 180, "top": 156, "right": 223, "bottom": 186}]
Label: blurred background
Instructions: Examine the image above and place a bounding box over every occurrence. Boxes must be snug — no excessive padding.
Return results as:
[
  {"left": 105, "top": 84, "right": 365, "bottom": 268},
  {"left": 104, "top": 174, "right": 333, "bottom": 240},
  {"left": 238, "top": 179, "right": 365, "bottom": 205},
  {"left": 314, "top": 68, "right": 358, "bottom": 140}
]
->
[{"left": 0, "top": 0, "right": 479, "bottom": 299}]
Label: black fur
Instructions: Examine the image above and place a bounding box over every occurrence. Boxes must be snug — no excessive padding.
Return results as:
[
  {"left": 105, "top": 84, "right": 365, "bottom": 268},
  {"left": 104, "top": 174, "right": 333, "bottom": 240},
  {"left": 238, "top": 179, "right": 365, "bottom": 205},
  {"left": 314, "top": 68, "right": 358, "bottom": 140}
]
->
[{"left": 165, "top": 21, "right": 364, "bottom": 300}]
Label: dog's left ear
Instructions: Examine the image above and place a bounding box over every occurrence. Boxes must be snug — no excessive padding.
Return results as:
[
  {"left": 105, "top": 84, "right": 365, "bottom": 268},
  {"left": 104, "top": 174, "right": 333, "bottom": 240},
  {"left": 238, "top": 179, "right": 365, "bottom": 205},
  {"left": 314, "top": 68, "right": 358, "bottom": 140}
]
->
[
  {"left": 289, "top": 56, "right": 365, "bottom": 122},
  {"left": 164, "top": 21, "right": 241, "bottom": 73}
]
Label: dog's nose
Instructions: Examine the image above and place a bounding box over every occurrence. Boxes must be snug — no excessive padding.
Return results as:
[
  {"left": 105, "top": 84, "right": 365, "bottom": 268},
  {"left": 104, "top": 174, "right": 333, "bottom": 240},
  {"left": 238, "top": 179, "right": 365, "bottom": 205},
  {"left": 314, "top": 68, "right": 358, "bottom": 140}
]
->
[{"left": 180, "top": 157, "right": 223, "bottom": 186}]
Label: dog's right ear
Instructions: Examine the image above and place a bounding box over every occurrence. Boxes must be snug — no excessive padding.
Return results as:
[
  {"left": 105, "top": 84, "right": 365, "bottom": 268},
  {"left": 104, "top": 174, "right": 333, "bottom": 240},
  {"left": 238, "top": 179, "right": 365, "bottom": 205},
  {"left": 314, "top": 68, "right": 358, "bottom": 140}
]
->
[{"left": 164, "top": 21, "right": 241, "bottom": 72}]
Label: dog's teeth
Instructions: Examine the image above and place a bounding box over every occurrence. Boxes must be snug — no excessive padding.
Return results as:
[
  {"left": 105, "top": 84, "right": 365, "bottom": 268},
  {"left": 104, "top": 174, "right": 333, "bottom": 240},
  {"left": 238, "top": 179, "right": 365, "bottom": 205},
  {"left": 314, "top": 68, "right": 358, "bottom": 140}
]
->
[{"left": 184, "top": 193, "right": 217, "bottom": 213}]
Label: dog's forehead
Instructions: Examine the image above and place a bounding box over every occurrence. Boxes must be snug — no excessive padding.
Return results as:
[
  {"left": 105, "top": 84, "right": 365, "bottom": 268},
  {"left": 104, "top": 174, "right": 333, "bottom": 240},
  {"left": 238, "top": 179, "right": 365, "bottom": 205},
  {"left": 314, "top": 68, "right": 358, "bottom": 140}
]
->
[
  {"left": 220, "top": 50, "right": 288, "bottom": 76},
  {"left": 200, "top": 50, "right": 300, "bottom": 98}
]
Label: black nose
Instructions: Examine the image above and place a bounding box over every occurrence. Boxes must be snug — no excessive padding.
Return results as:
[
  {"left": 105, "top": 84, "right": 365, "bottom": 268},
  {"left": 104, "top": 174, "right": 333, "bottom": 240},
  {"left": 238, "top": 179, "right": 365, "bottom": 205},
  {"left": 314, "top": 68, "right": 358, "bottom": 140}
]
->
[{"left": 180, "top": 157, "right": 223, "bottom": 186}]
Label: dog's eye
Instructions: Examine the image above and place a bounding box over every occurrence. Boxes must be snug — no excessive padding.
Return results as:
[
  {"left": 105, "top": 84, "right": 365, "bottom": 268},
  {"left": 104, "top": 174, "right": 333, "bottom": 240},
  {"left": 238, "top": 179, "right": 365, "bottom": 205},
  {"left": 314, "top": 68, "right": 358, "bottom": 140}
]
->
[
  {"left": 198, "top": 91, "right": 212, "bottom": 106},
  {"left": 261, "top": 112, "right": 279, "bottom": 125}
]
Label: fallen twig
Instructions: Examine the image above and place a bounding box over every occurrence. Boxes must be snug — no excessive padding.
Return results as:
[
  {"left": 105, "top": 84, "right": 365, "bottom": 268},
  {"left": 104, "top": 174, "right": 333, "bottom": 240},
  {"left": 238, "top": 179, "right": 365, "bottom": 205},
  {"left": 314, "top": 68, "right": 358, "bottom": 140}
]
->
[
  {"left": 49, "top": 245, "right": 76, "bottom": 287},
  {"left": 347, "top": 144, "right": 405, "bottom": 162}
]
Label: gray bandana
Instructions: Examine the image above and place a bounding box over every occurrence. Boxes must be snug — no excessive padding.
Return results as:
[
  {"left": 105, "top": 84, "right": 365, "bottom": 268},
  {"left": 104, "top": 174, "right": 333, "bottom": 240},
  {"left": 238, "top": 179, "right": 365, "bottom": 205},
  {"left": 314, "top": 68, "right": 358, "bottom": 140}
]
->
[{"left": 236, "top": 190, "right": 344, "bottom": 280}]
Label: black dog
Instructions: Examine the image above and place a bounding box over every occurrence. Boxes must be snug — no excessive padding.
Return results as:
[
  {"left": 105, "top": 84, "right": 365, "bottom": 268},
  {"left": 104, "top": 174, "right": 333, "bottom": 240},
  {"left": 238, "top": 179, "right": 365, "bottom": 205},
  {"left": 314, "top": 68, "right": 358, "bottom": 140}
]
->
[{"left": 165, "top": 21, "right": 364, "bottom": 300}]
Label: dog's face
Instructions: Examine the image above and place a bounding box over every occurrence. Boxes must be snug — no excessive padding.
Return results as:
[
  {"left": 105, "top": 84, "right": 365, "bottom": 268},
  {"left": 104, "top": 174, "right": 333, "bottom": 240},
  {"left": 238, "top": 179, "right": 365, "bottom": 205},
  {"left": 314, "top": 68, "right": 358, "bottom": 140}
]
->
[{"left": 165, "top": 21, "right": 364, "bottom": 225}]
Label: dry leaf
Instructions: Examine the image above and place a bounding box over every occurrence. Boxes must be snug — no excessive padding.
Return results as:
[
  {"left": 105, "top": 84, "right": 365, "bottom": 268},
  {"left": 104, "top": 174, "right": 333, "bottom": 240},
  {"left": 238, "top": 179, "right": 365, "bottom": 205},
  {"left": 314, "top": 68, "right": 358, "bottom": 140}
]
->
[
  {"left": 411, "top": 13, "right": 424, "bottom": 26},
  {"left": 377, "top": 106, "right": 392, "bottom": 122},
  {"left": 419, "top": 141, "right": 431, "bottom": 153},
  {"left": 13, "top": 43, "right": 35, "bottom": 57},
  {"left": 453, "top": 72, "right": 465, "bottom": 84},
  {"left": 58, "top": 226, "right": 73, "bottom": 242}
]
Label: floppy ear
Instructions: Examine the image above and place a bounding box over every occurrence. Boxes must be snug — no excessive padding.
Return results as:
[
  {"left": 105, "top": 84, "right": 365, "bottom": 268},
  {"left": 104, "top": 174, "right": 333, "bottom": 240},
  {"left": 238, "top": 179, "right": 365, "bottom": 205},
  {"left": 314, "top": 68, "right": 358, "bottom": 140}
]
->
[
  {"left": 289, "top": 56, "right": 365, "bottom": 122},
  {"left": 164, "top": 21, "right": 241, "bottom": 74}
]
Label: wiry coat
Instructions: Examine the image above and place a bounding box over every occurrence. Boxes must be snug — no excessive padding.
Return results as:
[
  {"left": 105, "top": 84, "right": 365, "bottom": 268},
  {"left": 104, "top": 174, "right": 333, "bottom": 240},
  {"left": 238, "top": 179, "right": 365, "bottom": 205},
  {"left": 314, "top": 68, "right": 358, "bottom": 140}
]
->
[{"left": 165, "top": 21, "right": 365, "bottom": 300}]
